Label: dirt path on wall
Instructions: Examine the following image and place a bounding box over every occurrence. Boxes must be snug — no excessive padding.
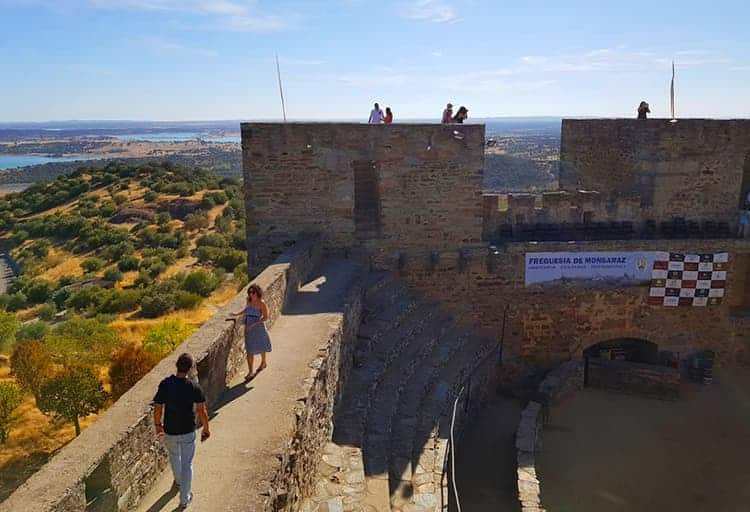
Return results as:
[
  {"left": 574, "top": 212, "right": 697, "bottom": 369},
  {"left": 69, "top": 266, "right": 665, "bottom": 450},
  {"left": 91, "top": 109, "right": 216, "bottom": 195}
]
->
[
  {"left": 449, "top": 394, "right": 522, "bottom": 512},
  {"left": 134, "top": 259, "right": 361, "bottom": 512},
  {"left": 538, "top": 371, "right": 750, "bottom": 512}
]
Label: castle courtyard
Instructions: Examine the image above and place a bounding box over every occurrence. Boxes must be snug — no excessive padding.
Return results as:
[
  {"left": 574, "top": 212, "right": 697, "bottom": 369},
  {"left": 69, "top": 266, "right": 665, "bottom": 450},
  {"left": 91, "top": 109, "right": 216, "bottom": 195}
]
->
[{"left": 538, "top": 370, "right": 750, "bottom": 512}]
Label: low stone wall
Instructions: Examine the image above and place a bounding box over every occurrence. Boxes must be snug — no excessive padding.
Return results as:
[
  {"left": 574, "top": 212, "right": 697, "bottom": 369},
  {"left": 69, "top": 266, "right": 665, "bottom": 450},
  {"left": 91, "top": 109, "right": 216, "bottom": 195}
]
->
[
  {"left": 262, "top": 275, "right": 364, "bottom": 511},
  {"left": 0, "top": 238, "right": 323, "bottom": 512},
  {"left": 515, "top": 359, "right": 583, "bottom": 512},
  {"left": 586, "top": 358, "right": 680, "bottom": 400}
]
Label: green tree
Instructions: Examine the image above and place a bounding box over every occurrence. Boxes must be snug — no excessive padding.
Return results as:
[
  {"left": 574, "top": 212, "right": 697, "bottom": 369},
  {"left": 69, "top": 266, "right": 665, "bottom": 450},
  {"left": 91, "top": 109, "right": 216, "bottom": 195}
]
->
[
  {"left": 0, "top": 382, "right": 23, "bottom": 443},
  {"left": 181, "top": 270, "right": 220, "bottom": 297},
  {"left": 44, "top": 316, "right": 119, "bottom": 365},
  {"left": 143, "top": 318, "right": 195, "bottom": 358},
  {"left": 16, "top": 321, "right": 49, "bottom": 342},
  {"left": 0, "top": 311, "right": 19, "bottom": 353},
  {"left": 24, "top": 279, "right": 54, "bottom": 304},
  {"left": 37, "top": 366, "right": 107, "bottom": 436},
  {"left": 6, "top": 292, "right": 27, "bottom": 312},
  {"left": 109, "top": 344, "right": 157, "bottom": 399},
  {"left": 103, "top": 268, "right": 124, "bottom": 283},
  {"left": 117, "top": 255, "right": 140, "bottom": 272},
  {"left": 10, "top": 340, "right": 53, "bottom": 399},
  {"left": 81, "top": 257, "right": 105, "bottom": 273}
]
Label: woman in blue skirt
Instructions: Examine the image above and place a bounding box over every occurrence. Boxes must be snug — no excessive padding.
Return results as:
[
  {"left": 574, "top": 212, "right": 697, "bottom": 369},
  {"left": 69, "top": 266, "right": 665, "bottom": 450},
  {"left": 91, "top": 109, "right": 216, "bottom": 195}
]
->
[{"left": 232, "top": 284, "right": 271, "bottom": 381}]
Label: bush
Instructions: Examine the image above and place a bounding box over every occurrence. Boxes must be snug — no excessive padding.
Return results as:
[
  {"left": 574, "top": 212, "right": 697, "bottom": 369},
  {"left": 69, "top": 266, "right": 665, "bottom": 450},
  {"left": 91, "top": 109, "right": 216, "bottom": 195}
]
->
[
  {"left": 24, "top": 279, "right": 53, "bottom": 305},
  {"left": 174, "top": 291, "right": 202, "bottom": 310},
  {"left": 16, "top": 321, "right": 49, "bottom": 342},
  {"left": 0, "top": 311, "right": 19, "bottom": 353},
  {"left": 98, "top": 289, "right": 142, "bottom": 314},
  {"left": 57, "top": 276, "right": 76, "bottom": 288},
  {"left": 183, "top": 212, "right": 209, "bottom": 231},
  {"left": 103, "top": 268, "right": 124, "bottom": 283},
  {"left": 0, "top": 382, "right": 23, "bottom": 443},
  {"left": 6, "top": 292, "right": 28, "bottom": 312},
  {"left": 181, "top": 270, "right": 220, "bottom": 297},
  {"left": 155, "top": 212, "right": 171, "bottom": 225},
  {"left": 52, "top": 288, "right": 71, "bottom": 309},
  {"left": 143, "top": 190, "right": 158, "bottom": 202},
  {"left": 109, "top": 344, "right": 158, "bottom": 399},
  {"left": 38, "top": 365, "right": 107, "bottom": 436},
  {"left": 233, "top": 262, "right": 249, "bottom": 287},
  {"left": 81, "top": 257, "right": 105, "bottom": 273},
  {"left": 27, "top": 240, "right": 50, "bottom": 259},
  {"left": 139, "top": 257, "right": 167, "bottom": 278},
  {"left": 38, "top": 303, "right": 57, "bottom": 321},
  {"left": 140, "top": 292, "right": 172, "bottom": 318},
  {"left": 117, "top": 255, "right": 140, "bottom": 272},
  {"left": 66, "top": 287, "right": 104, "bottom": 312},
  {"left": 196, "top": 233, "right": 228, "bottom": 248},
  {"left": 143, "top": 319, "right": 195, "bottom": 358},
  {"left": 112, "top": 194, "right": 127, "bottom": 206},
  {"left": 214, "top": 249, "right": 246, "bottom": 272},
  {"left": 10, "top": 340, "right": 53, "bottom": 399}
]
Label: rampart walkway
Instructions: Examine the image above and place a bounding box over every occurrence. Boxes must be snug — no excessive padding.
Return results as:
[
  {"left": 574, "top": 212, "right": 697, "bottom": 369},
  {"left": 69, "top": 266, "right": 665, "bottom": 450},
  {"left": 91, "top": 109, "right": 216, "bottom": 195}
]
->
[{"left": 135, "top": 258, "right": 362, "bottom": 512}]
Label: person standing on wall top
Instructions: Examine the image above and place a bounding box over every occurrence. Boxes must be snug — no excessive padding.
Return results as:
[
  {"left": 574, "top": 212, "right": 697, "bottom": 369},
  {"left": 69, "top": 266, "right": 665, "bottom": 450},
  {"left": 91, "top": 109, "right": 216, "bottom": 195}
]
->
[
  {"left": 442, "top": 103, "right": 453, "bottom": 123},
  {"left": 637, "top": 101, "right": 650, "bottom": 120},
  {"left": 453, "top": 106, "right": 469, "bottom": 124},
  {"left": 368, "top": 102, "right": 384, "bottom": 124},
  {"left": 153, "top": 353, "right": 210, "bottom": 510},
  {"left": 384, "top": 107, "right": 393, "bottom": 124},
  {"left": 232, "top": 284, "right": 272, "bottom": 381}
]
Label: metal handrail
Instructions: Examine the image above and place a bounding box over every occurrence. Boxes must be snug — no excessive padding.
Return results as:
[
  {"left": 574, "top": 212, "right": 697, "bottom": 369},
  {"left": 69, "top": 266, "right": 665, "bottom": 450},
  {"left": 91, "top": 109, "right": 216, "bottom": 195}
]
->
[{"left": 442, "top": 303, "right": 510, "bottom": 511}]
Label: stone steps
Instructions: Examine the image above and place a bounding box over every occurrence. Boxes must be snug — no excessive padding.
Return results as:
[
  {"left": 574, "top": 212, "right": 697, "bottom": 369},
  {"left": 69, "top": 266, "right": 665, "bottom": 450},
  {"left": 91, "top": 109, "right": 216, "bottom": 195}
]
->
[{"left": 302, "top": 274, "right": 499, "bottom": 512}]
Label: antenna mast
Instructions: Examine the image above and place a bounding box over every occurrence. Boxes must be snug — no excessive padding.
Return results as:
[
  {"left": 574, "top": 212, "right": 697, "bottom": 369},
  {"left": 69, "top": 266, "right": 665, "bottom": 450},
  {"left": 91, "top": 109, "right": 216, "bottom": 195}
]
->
[
  {"left": 670, "top": 61, "right": 676, "bottom": 122},
  {"left": 276, "top": 53, "right": 287, "bottom": 123}
]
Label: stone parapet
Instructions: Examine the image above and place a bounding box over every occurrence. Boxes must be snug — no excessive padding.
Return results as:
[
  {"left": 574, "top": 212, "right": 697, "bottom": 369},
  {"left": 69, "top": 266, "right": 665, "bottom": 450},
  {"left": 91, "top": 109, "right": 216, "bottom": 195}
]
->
[
  {"left": 0, "top": 238, "right": 324, "bottom": 512},
  {"left": 586, "top": 358, "right": 680, "bottom": 400},
  {"left": 515, "top": 359, "right": 584, "bottom": 512}
]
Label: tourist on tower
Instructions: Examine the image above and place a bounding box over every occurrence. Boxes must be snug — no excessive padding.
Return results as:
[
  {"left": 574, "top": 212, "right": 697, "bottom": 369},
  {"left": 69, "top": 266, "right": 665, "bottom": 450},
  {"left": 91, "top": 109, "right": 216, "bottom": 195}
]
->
[
  {"left": 384, "top": 107, "right": 393, "bottom": 124},
  {"left": 637, "top": 101, "right": 650, "bottom": 120},
  {"left": 442, "top": 103, "right": 453, "bottom": 123},
  {"left": 368, "top": 103, "right": 384, "bottom": 124},
  {"left": 453, "top": 106, "right": 469, "bottom": 124},
  {"left": 153, "top": 353, "right": 210, "bottom": 509}
]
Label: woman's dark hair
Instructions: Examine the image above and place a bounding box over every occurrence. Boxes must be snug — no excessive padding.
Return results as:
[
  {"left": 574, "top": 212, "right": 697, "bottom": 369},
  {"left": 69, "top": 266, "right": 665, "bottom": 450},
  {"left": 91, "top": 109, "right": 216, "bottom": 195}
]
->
[
  {"left": 247, "top": 284, "right": 263, "bottom": 299},
  {"left": 457, "top": 106, "right": 468, "bottom": 115},
  {"left": 176, "top": 353, "right": 194, "bottom": 373},
  {"left": 386, "top": 107, "right": 392, "bottom": 115}
]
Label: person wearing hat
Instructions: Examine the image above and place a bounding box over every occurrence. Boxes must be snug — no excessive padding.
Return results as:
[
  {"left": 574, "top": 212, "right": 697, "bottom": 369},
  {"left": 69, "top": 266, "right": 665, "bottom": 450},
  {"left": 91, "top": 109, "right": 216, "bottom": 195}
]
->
[{"left": 442, "top": 103, "right": 453, "bottom": 123}]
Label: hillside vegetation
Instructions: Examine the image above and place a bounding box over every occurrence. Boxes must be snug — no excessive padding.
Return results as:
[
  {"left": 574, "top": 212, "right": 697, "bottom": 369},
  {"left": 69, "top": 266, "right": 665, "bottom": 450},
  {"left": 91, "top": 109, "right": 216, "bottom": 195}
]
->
[{"left": 0, "top": 161, "right": 247, "bottom": 500}]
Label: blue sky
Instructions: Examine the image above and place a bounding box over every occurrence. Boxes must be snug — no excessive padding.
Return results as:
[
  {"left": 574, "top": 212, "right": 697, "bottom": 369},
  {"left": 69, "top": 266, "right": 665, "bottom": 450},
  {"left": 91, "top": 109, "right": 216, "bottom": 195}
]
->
[{"left": 1, "top": 0, "right": 749, "bottom": 121}]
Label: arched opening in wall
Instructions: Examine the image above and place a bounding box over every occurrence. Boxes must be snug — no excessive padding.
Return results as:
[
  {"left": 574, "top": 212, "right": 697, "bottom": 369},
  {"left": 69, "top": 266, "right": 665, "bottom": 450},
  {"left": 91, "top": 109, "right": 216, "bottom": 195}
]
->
[{"left": 582, "top": 338, "right": 659, "bottom": 386}]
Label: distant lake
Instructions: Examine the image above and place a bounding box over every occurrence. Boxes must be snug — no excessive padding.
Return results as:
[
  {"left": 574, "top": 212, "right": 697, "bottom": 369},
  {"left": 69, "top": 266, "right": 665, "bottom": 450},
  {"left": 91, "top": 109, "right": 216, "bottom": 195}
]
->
[
  {"left": 0, "top": 154, "right": 97, "bottom": 170},
  {"left": 114, "top": 132, "right": 241, "bottom": 143}
]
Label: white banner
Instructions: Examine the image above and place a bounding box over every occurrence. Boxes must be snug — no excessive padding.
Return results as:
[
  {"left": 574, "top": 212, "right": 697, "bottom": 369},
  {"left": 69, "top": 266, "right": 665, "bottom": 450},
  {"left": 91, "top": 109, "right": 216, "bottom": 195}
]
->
[{"left": 525, "top": 251, "right": 658, "bottom": 287}]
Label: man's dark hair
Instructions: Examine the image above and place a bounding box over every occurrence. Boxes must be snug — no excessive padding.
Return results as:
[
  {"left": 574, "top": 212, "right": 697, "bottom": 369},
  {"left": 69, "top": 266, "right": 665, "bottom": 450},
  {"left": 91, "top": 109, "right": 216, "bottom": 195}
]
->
[{"left": 176, "top": 353, "right": 194, "bottom": 373}]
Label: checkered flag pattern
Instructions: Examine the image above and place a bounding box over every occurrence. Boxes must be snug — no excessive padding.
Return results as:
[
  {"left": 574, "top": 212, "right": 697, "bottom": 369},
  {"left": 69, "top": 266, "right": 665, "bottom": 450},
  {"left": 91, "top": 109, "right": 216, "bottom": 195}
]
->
[{"left": 648, "top": 252, "right": 728, "bottom": 307}]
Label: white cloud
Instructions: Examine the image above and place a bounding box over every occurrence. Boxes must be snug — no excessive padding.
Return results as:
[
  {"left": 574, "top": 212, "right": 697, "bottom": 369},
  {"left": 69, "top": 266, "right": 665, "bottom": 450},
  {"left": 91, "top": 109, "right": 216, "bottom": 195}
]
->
[
  {"left": 401, "top": 0, "right": 460, "bottom": 24},
  {"left": 139, "top": 35, "right": 219, "bottom": 57},
  {"left": 518, "top": 48, "right": 727, "bottom": 73},
  {"left": 88, "top": 0, "right": 288, "bottom": 32}
]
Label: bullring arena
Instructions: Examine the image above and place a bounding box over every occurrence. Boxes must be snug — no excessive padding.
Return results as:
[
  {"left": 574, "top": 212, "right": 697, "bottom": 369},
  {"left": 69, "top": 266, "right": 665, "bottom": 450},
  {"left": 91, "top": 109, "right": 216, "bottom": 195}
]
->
[{"left": 3, "top": 119, "right": 750, "bottom": 512}]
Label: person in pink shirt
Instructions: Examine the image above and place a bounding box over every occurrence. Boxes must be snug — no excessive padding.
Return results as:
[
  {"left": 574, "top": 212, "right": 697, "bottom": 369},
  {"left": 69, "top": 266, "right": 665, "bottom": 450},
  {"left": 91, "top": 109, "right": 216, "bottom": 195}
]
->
[{"left": 441, "top": 103, "right": 453, "bottom": 123}]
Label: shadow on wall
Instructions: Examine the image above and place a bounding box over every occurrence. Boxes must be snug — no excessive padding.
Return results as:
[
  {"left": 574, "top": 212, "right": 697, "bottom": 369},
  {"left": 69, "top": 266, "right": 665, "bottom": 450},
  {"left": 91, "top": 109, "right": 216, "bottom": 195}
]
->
[{"left": 483, "top": 154, "right": 558, "bottom": 193}]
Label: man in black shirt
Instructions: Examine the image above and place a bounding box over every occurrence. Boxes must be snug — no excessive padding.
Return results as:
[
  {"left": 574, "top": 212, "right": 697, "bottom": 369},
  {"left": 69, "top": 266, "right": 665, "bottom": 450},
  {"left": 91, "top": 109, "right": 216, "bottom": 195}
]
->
[{"left": 153, "top": 353, "right": 210, "bottom": 509}]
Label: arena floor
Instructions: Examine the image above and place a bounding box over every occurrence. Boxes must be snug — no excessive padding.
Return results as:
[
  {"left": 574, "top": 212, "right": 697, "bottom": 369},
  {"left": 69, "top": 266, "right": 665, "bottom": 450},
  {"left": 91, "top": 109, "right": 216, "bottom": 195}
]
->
[{"left": 538, "top": 370, "right": 750, "bottom": 512}]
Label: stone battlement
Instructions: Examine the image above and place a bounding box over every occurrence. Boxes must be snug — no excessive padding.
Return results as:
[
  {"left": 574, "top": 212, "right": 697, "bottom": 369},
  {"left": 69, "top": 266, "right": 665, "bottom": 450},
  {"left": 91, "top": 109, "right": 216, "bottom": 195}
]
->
[{"left": 559, "top": 118, "right": 750, "bottom": 224}]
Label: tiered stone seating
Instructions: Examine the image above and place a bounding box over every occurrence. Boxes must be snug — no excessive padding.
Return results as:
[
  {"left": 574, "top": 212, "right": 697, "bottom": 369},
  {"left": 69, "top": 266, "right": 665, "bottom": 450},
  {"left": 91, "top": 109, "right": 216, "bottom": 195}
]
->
[{"left": 301, "top": 273, "right": 496, "bottom": 512}]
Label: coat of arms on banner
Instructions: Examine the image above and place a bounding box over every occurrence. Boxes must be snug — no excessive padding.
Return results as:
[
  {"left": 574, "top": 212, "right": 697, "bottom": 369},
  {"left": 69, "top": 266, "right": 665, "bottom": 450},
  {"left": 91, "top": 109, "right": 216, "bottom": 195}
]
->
[{"left": 648, "top": 252, "right": 728, "bottom": 307}]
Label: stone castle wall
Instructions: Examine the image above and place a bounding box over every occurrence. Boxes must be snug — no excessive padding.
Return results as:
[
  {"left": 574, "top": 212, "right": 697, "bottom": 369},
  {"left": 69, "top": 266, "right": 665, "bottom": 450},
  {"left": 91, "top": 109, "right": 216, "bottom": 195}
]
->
[
  {"left": 241, "top": 123, "right": 485, "bottom": 270},
  {"left": 559, "top": 119, "right": 750, "bottom": 223},
  {"left": 397, "top": 239, "right": 750, "bottom": 375}
]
